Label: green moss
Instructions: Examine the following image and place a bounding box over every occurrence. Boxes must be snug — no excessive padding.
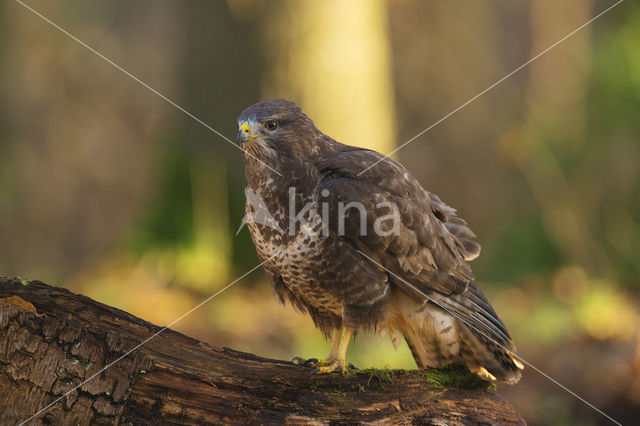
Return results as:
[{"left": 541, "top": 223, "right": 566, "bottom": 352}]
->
[
  {"left": 332, "top": 390, "right": 347, "bottom": 397},
  {"left": 84, "top": 362, "right": 94, "bottom": 371},
  {"left": 309, "top": 381, "right": 320, "bottom": 392},
  {"left": 333, "top": 365, "right": 496, "bottom": 397},
  {"left": 356, "top": 365, "right": 491, "bottom": 391},
  {"left": 356, "top": 367, "right": 393, "bottom": 385},
  {"left": 351, "top": 383, "right": 366, "bottom": 393},
  {"left": 409, "top": 364, "right": 488, "bottom": 389}
]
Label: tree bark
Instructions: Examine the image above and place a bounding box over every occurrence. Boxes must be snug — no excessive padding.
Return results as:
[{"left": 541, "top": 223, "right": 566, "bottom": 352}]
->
[{"left": 0, "top": 277, "right": 525, "bottom": 425}]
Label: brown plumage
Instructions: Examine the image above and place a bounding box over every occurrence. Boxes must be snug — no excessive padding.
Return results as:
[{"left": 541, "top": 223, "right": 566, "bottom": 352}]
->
[{"left": 237, "top": 98, "right": 523, "bottom": 383}]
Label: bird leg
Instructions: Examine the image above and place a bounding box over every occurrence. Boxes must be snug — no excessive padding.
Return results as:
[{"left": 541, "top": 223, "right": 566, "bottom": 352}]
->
[
  {"left": 292, "top": 328, "right": 356, "bottom": 376},
  {"left": 325, "top": 328, "right": 343, "bottom": 360}
]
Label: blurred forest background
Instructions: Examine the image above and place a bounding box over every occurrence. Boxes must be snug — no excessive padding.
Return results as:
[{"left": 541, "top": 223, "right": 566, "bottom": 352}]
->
[{"left": 1, "top": 0, "right": 638, "bottom": 424}]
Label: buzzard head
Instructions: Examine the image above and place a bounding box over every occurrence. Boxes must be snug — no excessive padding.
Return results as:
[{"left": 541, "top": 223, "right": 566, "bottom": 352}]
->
[{"left": 237, "top": 99, "right": 335, "bottom": 169}]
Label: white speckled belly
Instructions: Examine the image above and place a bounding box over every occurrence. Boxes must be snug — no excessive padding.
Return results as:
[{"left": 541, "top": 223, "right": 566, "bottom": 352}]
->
[{"left": 248, "top": 207, "right": 344, "bottom": 317}]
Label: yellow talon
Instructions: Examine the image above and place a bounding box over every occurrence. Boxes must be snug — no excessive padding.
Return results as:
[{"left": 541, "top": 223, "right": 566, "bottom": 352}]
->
[
  {"left": 310, "top": 359, "right": 350, "bottom": 376},
  {"left": 477, "top": 366, "right": 497, "bottom": 381},
  {"left": 292, "top": 328, "right": 356, "bottom": 376}
]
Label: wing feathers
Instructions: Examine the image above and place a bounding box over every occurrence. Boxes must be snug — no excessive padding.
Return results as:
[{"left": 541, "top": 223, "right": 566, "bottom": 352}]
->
[
  {"left": 318, "top": 148, "right": 480, "bottom": 297},
  {"left": 317, "top": 145, "right": 520, "bottom": 382}
]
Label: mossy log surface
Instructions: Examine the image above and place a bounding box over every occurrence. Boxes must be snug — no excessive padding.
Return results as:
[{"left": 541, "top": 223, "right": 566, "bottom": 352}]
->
[{"left": 0, "top": 277, "right": 525, "bottom": 425}]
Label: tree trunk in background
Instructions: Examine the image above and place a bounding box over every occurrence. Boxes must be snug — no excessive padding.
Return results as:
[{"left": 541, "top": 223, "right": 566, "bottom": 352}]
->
[
  {"left": 233, "top": 0, "right": 396, "bottom": 154},
  {"left": 0, "top": 278, "right": 524, "bottom": 425}
]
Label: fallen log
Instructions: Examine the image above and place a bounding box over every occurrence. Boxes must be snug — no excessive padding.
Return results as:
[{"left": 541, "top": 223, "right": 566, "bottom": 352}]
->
[{"left": 0, "top": 277, "right": 525, "bottom": 424}]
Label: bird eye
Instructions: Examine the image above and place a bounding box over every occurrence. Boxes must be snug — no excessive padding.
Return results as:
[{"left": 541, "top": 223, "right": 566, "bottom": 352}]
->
[{"left": 263, "top": 120, "right": 278, "bottom": 131}]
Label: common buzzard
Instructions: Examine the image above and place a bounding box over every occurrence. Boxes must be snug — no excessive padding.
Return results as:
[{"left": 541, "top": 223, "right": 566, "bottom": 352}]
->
[{"left": 237, "top": 99, "right": 523, "bottom": 383}]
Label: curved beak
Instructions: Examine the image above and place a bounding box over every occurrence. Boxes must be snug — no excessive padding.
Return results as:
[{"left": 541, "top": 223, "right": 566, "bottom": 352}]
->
[{"left": 237, "top": 122, "right": 251, "bottom": 146}]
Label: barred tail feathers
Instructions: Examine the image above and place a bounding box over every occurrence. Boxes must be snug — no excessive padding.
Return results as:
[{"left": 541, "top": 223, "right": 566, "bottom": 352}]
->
[{"left": 389, "top": 293, "right": 523, "bottom": 384}]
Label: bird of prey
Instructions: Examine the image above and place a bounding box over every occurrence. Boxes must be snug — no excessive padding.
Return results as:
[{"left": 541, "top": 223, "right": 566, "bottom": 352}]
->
[{"left": 237, "top": 98, "right": 523, "bottom": 383}]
